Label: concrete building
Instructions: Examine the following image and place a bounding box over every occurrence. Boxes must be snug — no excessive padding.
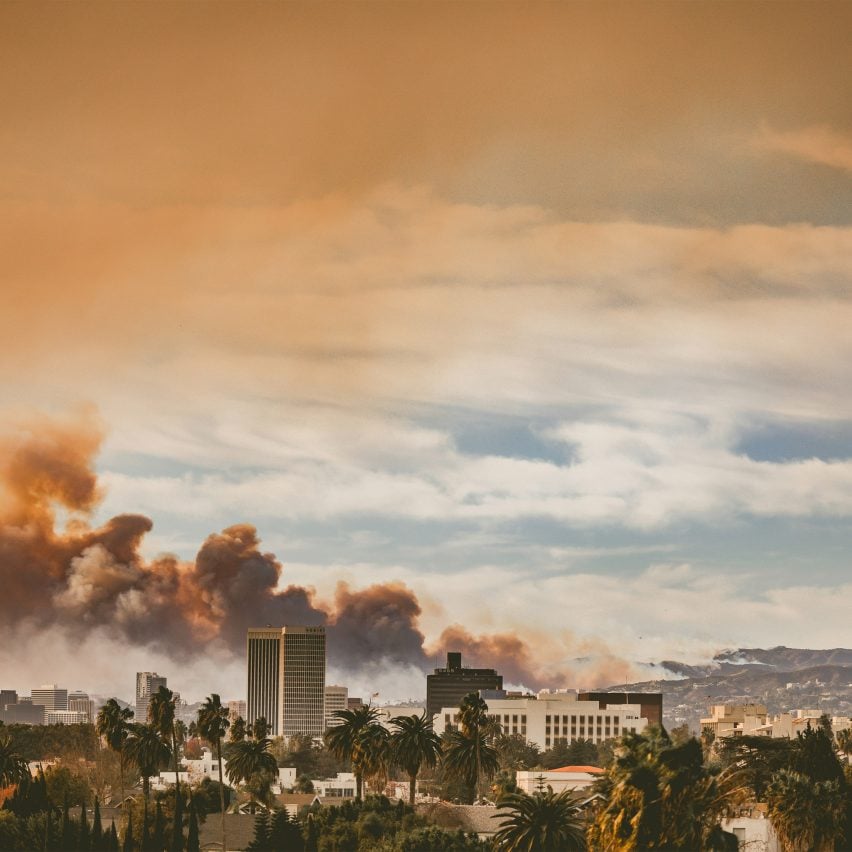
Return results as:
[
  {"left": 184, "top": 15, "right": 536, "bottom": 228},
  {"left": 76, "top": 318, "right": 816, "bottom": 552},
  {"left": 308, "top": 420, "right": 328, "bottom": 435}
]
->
[
  {"left": 45, "top": 709, "right": 90, "bottom": 725},
  {"left": 426, "top": 652, "right": 503, "bottom": 719},
  {"left": 247, "top": 626, "right": 326, "bottom": 737},
  {"left": 0, "top": 690, "right": 17, "bottom": 710},
  {"left": 68, "top": 692, "right": 94, "bottom": 723},
  {"left": 324, "top": 685, "right": 348, "bottom": 729},
  {"left": 0, "top": 697, "right": 44, "bottom": 725},
  {"left": 135, "top": 672, "right": 168, "bottom": 722},
  {"left": 31, "top": 684, "right": 68, "bottom": 712},
  {"left": 434, "top": 689, "right": 650, "bottom": 750},
  {"left": 312, "top": 772, "right": 357, "bottom": 799},
  {"left": 579, "top": 691, "right": 663, "bottom": 728},
  {"left": 721, "top": 805, "right": 781, "bottom": 852},
  {"left": 516, "top": 765, "right": 604, "bottom": 794},
  {"left": 700, "top": 703, "right": 769, "bottom": 739}
]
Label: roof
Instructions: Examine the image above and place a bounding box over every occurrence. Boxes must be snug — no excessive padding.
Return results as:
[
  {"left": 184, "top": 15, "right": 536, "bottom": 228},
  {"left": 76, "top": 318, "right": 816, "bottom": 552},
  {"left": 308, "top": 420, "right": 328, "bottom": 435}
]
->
[
  {"left": 551, "top": 765, "right": 605, "bottom": 774},
  {"left": 274, "top": 793, "right": 316, "bottom": 806},
  {"left": 198, "top": 813, "right": 258, "bottom": 851},
  {"left": 416, "top": 802, "right": 506, "bottom": 837}
]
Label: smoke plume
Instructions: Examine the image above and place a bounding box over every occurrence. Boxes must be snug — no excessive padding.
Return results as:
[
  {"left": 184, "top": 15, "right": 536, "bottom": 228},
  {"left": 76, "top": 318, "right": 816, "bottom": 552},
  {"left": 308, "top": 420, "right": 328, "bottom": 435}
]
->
[{"left": 0, "top": 412, "right": 638, "bottom": 693}]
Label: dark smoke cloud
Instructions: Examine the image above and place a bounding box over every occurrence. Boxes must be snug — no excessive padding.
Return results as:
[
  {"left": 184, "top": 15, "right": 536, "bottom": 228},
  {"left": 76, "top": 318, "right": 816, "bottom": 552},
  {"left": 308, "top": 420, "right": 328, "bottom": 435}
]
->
[{"left": 0, "top": 412, "right": 637, "bottom": 689}]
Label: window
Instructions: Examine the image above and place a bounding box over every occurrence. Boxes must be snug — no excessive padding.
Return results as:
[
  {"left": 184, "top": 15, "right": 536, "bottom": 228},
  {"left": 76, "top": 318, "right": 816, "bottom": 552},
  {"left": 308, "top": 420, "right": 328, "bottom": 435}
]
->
[{"left": 732, "top": 828, "right": 745, "bottom": 848}]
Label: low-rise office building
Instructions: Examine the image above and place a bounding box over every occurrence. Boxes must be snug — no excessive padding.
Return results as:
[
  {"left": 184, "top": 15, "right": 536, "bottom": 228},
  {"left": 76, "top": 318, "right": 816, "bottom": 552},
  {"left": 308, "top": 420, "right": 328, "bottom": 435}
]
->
[{"left": 434, "top": 689, "right": 651, "bottom": 749}]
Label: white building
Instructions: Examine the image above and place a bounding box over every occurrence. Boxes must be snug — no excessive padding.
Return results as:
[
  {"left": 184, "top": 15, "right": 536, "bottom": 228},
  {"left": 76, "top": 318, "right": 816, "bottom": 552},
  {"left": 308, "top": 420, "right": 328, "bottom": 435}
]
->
[
  {"left": 324, "top": 686, "right": 348, "bottom": 729},
  {"left": 434, "top": 690, "right": 648, "bottom": 750},
  {"left": 68, "top": 692, "right": 94, "bottom": 723},
  {"left": 32, "top": 685, "right": 68, "bottom": 713},
  {"left": 721, "top": 805, "right": 781, "bottom": 852},
  {"left": 700, "top": 704, "right": 768, "bottom": 739},
  {"left": 45, "top": 710, "right": 90, "bottom": 725},
  {"left": 515, "top": 765, "right": 604, "bottom": 794},
  {"left": 312, "top": 772, "right": 357, "bottom": 798}
]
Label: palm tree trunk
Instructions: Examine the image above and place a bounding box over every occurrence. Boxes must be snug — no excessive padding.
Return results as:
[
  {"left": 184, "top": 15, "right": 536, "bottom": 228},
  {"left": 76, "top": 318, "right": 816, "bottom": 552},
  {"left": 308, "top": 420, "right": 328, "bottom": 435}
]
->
[
  {"left": 356, "top": 772, "right": 363, "bottom": 802},
  {"left": 409, "top": 773, "right": 416, "bottom": 806},
  {"left": 142, "top": 776, "right": 150, "bottom": 852},
  {"left": 216, "top": 737, "right": 227, "bottom": 852}
]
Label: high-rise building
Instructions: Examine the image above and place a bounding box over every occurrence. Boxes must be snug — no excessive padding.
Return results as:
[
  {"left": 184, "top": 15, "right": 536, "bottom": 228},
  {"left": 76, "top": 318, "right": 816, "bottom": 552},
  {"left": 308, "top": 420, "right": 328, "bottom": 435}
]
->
[
  {"left": 426, "top": 652, "right": 502, "bottom": 718},
  {"left": 68, "top": 691, "right": 95, "bottom": 723},
  {"left": 324, "top": 685, "right": 348, "bottom": 729},
  {"left": 32, "top": 684, "right": 68, "bottom": 712},
  {"left": 246, "top": 626, "right": 326, "bottom": 737},
  {"left": 135, "top": 672, "right": 168, "bottom": 722},
  {"left": 0, "top": 690, "right": 17, "bottom": 710},
  {"left": 1, "top": 697, "right": 45, "bottom": 725}
]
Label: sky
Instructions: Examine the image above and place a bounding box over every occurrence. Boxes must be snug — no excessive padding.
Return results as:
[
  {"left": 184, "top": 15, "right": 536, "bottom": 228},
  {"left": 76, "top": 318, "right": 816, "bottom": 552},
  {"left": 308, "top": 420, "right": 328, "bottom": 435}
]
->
[{"left": 1, "top": 2, "right": 851, "bottom": 703}]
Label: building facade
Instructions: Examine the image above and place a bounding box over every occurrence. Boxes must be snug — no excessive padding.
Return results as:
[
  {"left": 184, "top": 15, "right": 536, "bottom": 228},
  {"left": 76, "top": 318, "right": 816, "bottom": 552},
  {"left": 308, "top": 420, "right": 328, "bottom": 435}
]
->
[
  {"left": 434, "top": 689, "right": 651, "bottom": 750},
  {"left": 247, "top": 626, "right": 326, "bottom": 737},
  {"left": 68, "top": 692, "right": 94, "bottom": 723},
  {"left": 324, "top": 685, "right": 348, "bottom": 729},
  {"left": 426, "top": 652, "right": 503, "bottom": 718},
  {"left": 135, "top": 672, "right": 168, "bottom": 722},
  {"left": 579, "top": 691, "right": 663, "bottom": 728},
  {"left": 31, "top": 684, "right": 68, "bottom": 712}
]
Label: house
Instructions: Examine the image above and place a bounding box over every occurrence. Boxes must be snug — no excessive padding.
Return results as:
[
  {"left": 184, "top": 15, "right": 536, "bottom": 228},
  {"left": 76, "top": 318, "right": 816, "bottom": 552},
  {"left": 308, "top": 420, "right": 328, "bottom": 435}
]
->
[{"left": 515, "top": 765, "right": 604, "bottom": 794}]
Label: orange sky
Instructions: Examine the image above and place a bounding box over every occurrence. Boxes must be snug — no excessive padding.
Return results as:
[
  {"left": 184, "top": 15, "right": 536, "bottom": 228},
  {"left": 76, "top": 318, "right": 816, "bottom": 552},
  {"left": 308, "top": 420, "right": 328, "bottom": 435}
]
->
[{"left": 2, "top": 2, "right": 852, "bottom": 699}]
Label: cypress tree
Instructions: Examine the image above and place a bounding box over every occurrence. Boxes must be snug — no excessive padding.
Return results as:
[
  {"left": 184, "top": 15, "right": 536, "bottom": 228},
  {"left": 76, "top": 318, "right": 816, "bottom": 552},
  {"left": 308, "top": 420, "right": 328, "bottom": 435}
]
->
[
  {"left": 186, "top": 801, "right": 199, "bottom": 852},
  {"left": 152, "top": 800, "right": 166, "bottom": 852},
  {"left": 122, "top": 811, "right": 134, "bottom": 852},
  {"left": 108, "top": 822, "right": 120, "bottom": 852},
  {"left": 60, "top": 791, "right": 73, "bottom": 852},
  {"left": 92, "top": 796, "right": 103, "bottom": 851},
  {"left": 247, "top": 811, "right": 270, "bottom": 851},
  {"left": 79, "top": 798, "right": 91, "bottom": 852},
  {"left": 170, "top": 787, "right": 184, "bottom": 852}
]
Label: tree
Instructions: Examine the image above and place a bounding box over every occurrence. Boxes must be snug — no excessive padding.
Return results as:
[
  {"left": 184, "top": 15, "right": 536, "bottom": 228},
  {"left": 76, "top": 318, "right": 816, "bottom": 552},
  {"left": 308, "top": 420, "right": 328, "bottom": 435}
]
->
[
  {"left": 225, "top": 737, "right": 277, "bottom": 807},
  {"left": 92, "top": 796, "right": 103, "bottom": 850},
  {"left": 325, "top": 706, "right": 387, "bottom": 801},
  {"left": 95, "top": 699, "right": 134, "bottom": 803},
  {"left": 493, "top": 788, "right": 587, "bottom": 851},
  {"left": 122, "top": 811, "right": 134, "bottom": 852},
  {"left": 229, "top": 717, "right": 247, "bottom": 743},
  {"left": 587, "top": 727, "right": 739, "bottom": 851},
  {"left": 442, "top": 729, "right": 499, "bottom": 804},
  {"left": 197, "top": 693, "right": 230, "bottom": 852},
  {"left": 359, "top": 722, "right": 392, "bottom": 796},
  {"left": 837, "top": 728, "right": 852, "bottom": 763},
  {"left": 123, "top": 723, "right": 171, "bottom": 844},
  {"left": 186, "top": 800, "right": 200, "bottom": 852},
  {"left": 715, "top": 735, "right": 794, "bottom": 801},
  {"left": 252, "top": 718, "right": 269, "bottom": 740},
  {"left": 0, "top": 735, "right": 28, "bottom": 787},
  {"left": 390, "top": 712, "right": 443, "bottom": 805},
  {"left": 766, "top": 768, "right": 845, "bottom": 852},
  {"left": 148, "top": 686, "right": 185, "bottom": 852},
  {"left": 442, "top": 694, "right": 499, "bottom": 803}
]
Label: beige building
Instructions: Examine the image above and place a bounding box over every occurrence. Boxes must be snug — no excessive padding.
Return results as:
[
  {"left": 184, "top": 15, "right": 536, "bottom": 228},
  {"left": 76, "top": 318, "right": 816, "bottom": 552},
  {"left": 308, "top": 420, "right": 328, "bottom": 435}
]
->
[
  {"left": 700, "top": 703, "right": 768, "bottom": 739},
  {"left": 324, "top": 685, "right": 348, "bottom": 729},
  {"left": 434, "top": 689, "right": 649, "bottom": 750},
  {"left": 516, "top": 765, "right": 604, "bottom": 794},
  {"left": 247, "top": 626, "right": 326, "bottom": 737}
]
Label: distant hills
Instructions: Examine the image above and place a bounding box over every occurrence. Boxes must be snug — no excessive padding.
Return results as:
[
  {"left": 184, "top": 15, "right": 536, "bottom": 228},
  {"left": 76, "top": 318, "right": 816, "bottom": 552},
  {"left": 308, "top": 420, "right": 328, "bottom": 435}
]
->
[{"left": 607, "top": 646, "right": 852, "bottom": 730}]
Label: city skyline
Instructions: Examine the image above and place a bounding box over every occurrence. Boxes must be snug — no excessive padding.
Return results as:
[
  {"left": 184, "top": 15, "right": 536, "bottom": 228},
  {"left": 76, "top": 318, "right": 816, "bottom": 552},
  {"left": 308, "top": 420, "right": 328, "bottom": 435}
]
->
[{"left": 1, "top": 2, "right": 851, "bottom": 702}]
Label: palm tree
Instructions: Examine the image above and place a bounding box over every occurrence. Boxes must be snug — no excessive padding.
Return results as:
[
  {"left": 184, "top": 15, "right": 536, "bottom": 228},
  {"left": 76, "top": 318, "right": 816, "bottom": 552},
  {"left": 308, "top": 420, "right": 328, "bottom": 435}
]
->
[
  {"left": 148, "top": 685, "right": 182, "bottom": 792},
  {"left": 359, "top": 722, "right": 391, "bottom": 796},
  {"left": 587, "top": 728, "right": 740, "bottom": 850},
  {"left": 767, "top": 768, "right": 845, "bottom": 852},
  {"left": 493, "top": 788, "right": 587, "bottom": 851},
  {"left": 0, "top": 735, "right": 28, "bottom": 787},
  {"left": 197, "top": 694, "right": 230, "bottom": 852},
  {"left": 324, "top": 706, "right": 386, "bottom": 801},
  {"left": 124, "top": 722, "right": 172, "bottom": 843},
  {"left": 837, "top": 728, "right": 852, "bottom": 764},
  {"left": 444, "top": 691, "right": 498, "bottom": 802},
  {"left": 225, "top": 737, "right": 278, "bottom": 809},
  {"left": 442, "top": 728, "right": 499, "bottom": 804},
  {"left": 95, "top": 698, "right": 134, "bottom": 802},
  {"left": 390, "top": 712, "right": 442, "bottom": 805}
]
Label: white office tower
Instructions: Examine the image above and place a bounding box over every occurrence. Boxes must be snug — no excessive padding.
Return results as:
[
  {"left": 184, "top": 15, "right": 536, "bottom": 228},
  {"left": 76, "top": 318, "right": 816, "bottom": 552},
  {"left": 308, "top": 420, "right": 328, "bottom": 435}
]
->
[
  {"left": 135, "top": 672, "right": 168, "bottom": 722},
  {"left": 68, "top": 691, "right": 95, "bottom": 722},
  {"left": 324, "top": 685, "right": 348, "bottom": 729},
  {"left": 31, "top": 684, "right": 68, "bottom": 712},
  {"left": 247, "top": 626, "right": 326, "bottom": 738}
]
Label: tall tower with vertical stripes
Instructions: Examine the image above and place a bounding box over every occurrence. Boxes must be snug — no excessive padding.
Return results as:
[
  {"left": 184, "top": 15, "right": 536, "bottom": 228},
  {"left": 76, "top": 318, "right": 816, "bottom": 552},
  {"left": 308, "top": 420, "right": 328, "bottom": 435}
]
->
[{"left": 246, "top": 626, "right": 326, "bottom": 737}]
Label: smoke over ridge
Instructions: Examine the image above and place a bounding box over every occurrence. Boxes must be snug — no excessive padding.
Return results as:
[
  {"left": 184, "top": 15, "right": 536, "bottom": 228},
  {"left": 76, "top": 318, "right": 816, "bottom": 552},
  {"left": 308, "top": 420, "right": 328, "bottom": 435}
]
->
[{"left": 0, "top": 412, "right": 639, "bottom": 692}]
